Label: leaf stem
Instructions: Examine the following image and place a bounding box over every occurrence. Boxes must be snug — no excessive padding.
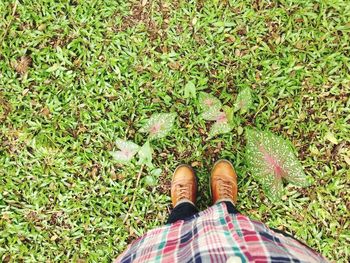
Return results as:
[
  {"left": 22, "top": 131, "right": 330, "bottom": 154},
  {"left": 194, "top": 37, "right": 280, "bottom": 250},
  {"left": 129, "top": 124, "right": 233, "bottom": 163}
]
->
[
  {"left": 123, "top": 164, "right": 145, "bottom": 224},
  {"left": 253, "top": 101, "right": 269, "bottom": 119}
]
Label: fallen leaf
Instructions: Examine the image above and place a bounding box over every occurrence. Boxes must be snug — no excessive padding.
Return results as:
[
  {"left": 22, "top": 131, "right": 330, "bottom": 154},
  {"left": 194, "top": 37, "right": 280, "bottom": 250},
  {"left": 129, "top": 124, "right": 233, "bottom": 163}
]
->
[
  {"left": 191, "top": 17, "right": 197, "bottom": 26},
  {"left": 168, "top": 61, "right": 181, "bottom": 70},
  {"left": 22, "top": 88, "right": 30, "bottom": 96},
  {"left": 235, "top": 49, "right": 241, "bottom": 57},
  {"left": 14, "top": 56, "right": 31, "bottom": 75},
  {"left": 37, "top": 24, "right": 46, "bottom": 31},
  {"left": 325, "top": 132, "right": 338, "bottom": 145},
  {"left": 225, "top": 35, "right": 235, "bottom": 43},
  {"left": 344, "top": 155, "right": 350, "bottom": 166},
  {"left": 191, "top": 161, "right": 201, "bottom": 167},
  {"left": 40, "top": 107, "right": 50, "bottom": 117}
]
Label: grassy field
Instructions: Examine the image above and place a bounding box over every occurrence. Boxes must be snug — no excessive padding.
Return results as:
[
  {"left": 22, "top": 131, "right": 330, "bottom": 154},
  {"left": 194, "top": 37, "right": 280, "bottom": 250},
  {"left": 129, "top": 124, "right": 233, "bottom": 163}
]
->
[{"left": 1, "top": 0, "right": 350, "bottom": 261}]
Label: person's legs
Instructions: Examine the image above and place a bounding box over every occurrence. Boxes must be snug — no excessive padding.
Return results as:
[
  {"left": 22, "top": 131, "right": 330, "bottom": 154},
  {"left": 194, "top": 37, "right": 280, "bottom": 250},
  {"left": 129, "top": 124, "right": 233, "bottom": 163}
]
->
[
  {"left": 167, "top": 161, "right": 239, "bottom": 224},
  {"left": 167, "top": 200, "right": 237, "bottom": 224},
  {"left": 211, "top": 159, "right": 238, "bottom": 209},
  {"left": 167, "top": 201, "right": 198, "bottom": 224},
  {"left": 209, "top": 160, "right": 314, "bottom": 251},
  {"left": 221, "top": 200, "right": 239, "bottom": 214},
  {"left": 168, "top": 164, "right": 198, "bottom": 224}
]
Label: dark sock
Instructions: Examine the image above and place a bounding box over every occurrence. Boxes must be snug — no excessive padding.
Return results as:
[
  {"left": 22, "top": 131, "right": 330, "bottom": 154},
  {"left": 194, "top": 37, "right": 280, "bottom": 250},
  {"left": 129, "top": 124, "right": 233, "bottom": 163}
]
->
[
  {"left": 221, "top": 201, "right": 239, "bottom": 214},
  {"left": 167, "top": 201, "right": 198, "bottom": 224}
]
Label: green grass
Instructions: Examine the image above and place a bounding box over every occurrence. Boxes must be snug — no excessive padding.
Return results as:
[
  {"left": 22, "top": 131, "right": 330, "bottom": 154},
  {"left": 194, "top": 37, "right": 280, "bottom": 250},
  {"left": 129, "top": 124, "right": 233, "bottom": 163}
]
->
[{"left": 1, "top": 0, "right": 350, "bottom": 261}]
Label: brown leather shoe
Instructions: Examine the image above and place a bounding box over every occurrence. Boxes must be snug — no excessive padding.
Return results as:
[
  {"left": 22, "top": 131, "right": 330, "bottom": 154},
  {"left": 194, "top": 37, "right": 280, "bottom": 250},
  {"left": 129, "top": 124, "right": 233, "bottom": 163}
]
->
[
  {"left": 211, "top": 159, "right": 238, "bottom": 204},
  {"left": 171, "top": 165, "right": 197, "bottom": 207}
]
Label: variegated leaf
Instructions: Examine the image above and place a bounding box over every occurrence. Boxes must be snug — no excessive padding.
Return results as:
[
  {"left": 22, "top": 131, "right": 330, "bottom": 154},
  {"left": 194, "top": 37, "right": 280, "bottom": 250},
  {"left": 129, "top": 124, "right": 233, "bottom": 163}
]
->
[
  {"left": 208, "top": 112, "right": 233, "bottom": 138},
  {"left": 245, "top": 128, "right": 309, "bottom": 201},
  {"left": 184, "top": 81, "right": 196, "bottom": 98},
  {"left": 201, "top": 108, "right": 222, "bottom": 121},
  {"left": 137, "top": 141, "right": 154, "bottom": 168},
  {"left": 261, "top": 171, "right": 284, "bottom": 201},
  {"left": 199, "top": 92, "right": 222, "bottom": 113},
  {"left": 140, "top": 113, "right": 177, "bottom": 140},
  {"left": 234, "top": 87, "right": 252, "bottom": 113},
  {"left": 110, "top": 138, "right": 140, "bottom": 163},
  {"left": 223, "top": 105, "right": 234, "bottom": 124}
]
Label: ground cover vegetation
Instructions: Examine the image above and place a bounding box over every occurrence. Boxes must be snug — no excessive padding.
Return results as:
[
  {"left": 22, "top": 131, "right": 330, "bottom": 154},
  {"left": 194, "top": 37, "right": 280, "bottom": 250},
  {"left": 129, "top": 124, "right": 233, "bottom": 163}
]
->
[{"left": 1, "top": 0, "right": 349, "bottom": 261}]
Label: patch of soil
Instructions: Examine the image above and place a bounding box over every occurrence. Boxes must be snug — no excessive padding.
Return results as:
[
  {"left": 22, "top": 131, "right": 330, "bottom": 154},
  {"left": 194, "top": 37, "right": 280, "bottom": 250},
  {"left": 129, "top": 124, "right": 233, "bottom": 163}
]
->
[
  {"left": 156, "top": 172, "right": 171, "bottom": 196},
  {"left": 0, "top": 95, "right": 11, "bottom": 121}
]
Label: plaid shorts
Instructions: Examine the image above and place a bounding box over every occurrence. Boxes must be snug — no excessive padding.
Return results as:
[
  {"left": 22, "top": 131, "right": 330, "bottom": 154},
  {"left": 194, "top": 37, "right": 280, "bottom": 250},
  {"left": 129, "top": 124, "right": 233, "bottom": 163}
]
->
[{"left": 116, "top": 202, "right": 327, "bottom": 263}]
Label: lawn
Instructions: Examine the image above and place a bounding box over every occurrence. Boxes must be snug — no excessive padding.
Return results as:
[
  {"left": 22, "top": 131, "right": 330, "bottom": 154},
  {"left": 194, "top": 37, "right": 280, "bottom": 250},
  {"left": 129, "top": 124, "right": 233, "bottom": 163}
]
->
[{"left": 1, "top": 0, "right": 350, "bottom": 262}]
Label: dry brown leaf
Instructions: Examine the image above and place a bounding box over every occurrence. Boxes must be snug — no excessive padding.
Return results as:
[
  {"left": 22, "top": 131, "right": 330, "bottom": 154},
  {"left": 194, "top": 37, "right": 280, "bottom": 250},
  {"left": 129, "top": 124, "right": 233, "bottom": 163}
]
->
[
  {"left": 168, "top": 61, "right": 181, "bottom": 70},
  {"left": 225, "top": 35, "right": 236, "bottom": 43},
  {"left": 40, "top": 107, "right": 50, "bottom": 117},
  {"left": 325, "top": 132, "right": 338, "bottom": 145},
  {"left": 50, "top": 234, "right": 59, "bottom": 241},
  {"left": 344, "top": 155, "right": 350, "bottom": 166},
  {"left": 22, "top": 88, "right": 30, "bottom": 96},
  {"left": 15, "top": 56, "right": 31, "bottom": 74},
  {"left": 235, "top": 49, "right": 241, "bottom": 57},
  {"left": 37, "top": 24, "right": 46, "bottom": 31},
  {"left": 191, "top": 161, "right": 201, "bottom": 167},
  {"left": 191, "top": 17, "right": 198, "bottom": 26},
  {"left": 2, "top": 213, "right": 10, "bottom": 221}
]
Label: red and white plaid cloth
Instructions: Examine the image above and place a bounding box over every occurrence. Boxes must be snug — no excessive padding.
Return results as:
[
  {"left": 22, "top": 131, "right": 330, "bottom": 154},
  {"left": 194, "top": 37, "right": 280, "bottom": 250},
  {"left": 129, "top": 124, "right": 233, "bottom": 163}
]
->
[{"left": 116, "top": 202, "right": 327, "bottom": 263}]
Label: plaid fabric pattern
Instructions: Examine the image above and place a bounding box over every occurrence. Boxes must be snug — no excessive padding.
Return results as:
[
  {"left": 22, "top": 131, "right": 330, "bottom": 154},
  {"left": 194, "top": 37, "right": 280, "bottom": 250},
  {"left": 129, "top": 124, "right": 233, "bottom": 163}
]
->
[{"left": 116, "top": 203, "right": 327, "bottom": 263}]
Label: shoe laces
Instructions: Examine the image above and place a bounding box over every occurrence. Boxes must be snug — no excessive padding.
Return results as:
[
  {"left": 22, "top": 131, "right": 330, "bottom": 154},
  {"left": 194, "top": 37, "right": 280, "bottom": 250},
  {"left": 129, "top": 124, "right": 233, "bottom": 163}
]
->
[
  {"left": 217, "top": 178, "right": 233, "bottom": 198},
  {"left": 175, "top": 183, "right": 191, "bottom": 200}
]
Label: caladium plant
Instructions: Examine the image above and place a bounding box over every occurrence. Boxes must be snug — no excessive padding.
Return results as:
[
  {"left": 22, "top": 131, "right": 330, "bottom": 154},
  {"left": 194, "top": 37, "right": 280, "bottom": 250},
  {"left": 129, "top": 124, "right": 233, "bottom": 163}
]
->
[
  {"left": 234, "top": 87, "right": 252, "bottom": 113},
  {"left": 110, "top": 113, "right": 177, "bottom": 166},
  {"left": 199, "top": 92, "right": 222, "bottom": 117},
  {"left": 109, "top": 139, "right": 140, "bottom": 163},
  {"left": 137, "top": 140, "right": 154, "bottom": 168},
  {"left": 199, "top": 92, "right": 233, "bottom": 138},
  {"left": 245, "top": 128, "right": 309, "bottom": 201},
  {"left": 140, "top": 113, "right": 177, "bottom": 140},
  {"left": 110, "top": 112, "right": 177, "bottom": 222}
]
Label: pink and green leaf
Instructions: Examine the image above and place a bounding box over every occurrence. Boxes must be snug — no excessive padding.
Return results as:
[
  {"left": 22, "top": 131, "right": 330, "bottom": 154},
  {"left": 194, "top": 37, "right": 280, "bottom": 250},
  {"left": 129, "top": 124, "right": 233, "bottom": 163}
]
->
[
  {"left": 199, "top": 92, "right": 222, "bottom": 114},
  {"left": 183, "top": 81, "right": 196, "bottom": 98},
  {"left": 223, "top": 105, "right": 234, "bottom": 124},
  {"left": 110, "top": 138, "right": 140, "bottom": 163},
  {"left": 201, "top": 108, "right": 222, "bottom": 121},
  {"left": 245, "top": 128, "right": 309, "bottom": 200},
  {"left": 234, "top": 87, "right": 252, "bottom": 113},
  {"left": 137, "top": 141, "right": 154, "bottom": 168},
  {"left": 208, "top": 112, "right": 233, "bottom": 138},
  {"left": 140, "top": 113, "right": 177, "bottom": 140}
]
